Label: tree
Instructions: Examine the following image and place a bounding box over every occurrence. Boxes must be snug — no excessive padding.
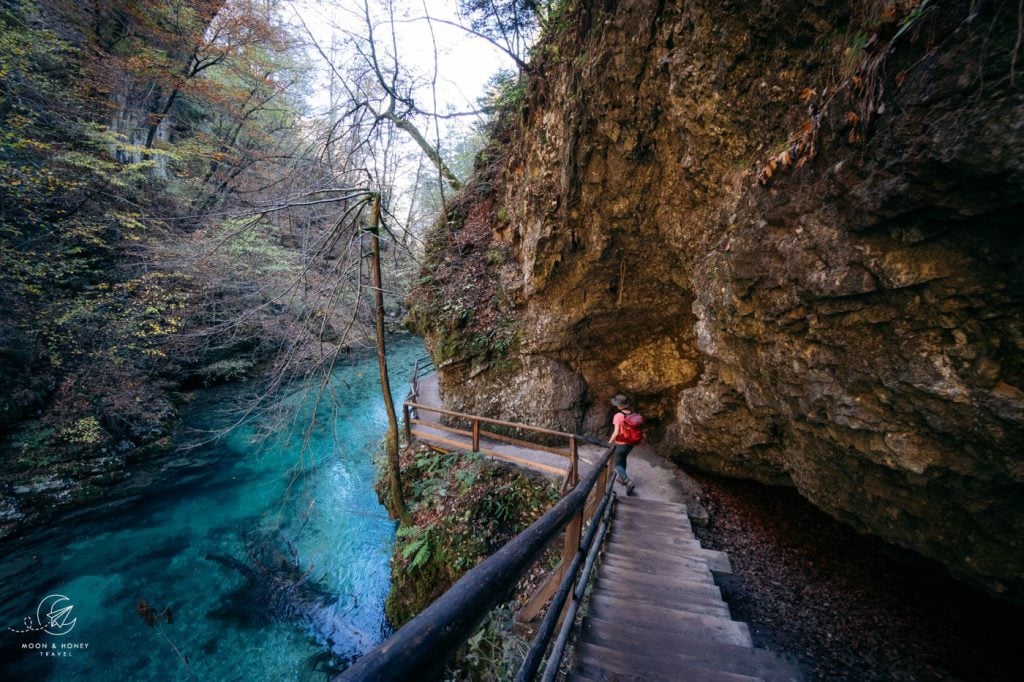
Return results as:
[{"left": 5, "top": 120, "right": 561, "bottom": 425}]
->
[
  {"left": 455, "top": 0, "right": 545, "bottom": 70},
  {"left": 299, "top": 0, "right": 466, "bottom": 193},
  {"left": 367, "top": 193, "right": 407, "bottom": 519},
  {"left": 0, "top": 0, "right": 347, "bottom": 479}
]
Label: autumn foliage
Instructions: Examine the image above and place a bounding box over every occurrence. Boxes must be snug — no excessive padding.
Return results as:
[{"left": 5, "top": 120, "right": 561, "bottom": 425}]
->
[{"left": 0, "top": 0, "right": 355, "bottom": 513}]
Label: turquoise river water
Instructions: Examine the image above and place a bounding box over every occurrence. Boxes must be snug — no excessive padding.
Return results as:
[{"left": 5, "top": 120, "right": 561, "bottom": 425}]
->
[{"left": 0, "top": 338, "right": 425, "bottom": 680}]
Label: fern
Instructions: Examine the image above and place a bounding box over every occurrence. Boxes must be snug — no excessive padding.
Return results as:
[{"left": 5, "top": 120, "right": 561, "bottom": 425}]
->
[{"left": 398, "top": 526, "right": 434, "bottom": 570}]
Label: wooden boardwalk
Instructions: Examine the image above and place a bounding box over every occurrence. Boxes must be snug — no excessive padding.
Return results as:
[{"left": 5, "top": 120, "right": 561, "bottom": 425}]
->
[
  {"left": 409, "top": 374, "right": 605, "bottom": 479},
  {"left": 406, "top": 371, "right": 801, "bottom": 680},
  {"left": 568, "top": 495, "right": 802, "bottom": 681}
]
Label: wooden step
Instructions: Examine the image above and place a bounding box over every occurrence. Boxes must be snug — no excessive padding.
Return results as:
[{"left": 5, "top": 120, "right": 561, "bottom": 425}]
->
[
  {"left": 605, "top": 532, "right": 704, "bottom": 558},
  {"left": 587, "top": 598, "right": 753, "bottom": 647},
  {"left": 612, "top": 518, "right": 695, "bottom": 536},
  {"left": 590, "top": 588, "right": 731, "bottom": 618},
  {"left": 610, "top": 515, "right": 697, "bottom": 538},
  {"left": 597, "top": 563, "right": 723, "bottom": 596},
  {"left": 615, "top": 496, "right": 689, "bottom": 514},
  {"left": 574, "top": 641, "right": 761, "bottom": 682},
  {"left": 598, "top": 557, "right": 714, "bottom": 587},
  {"left": 601, "top": 551, "right": 714, "bottom": 581},
  {"left": 607, "top": 530, "right": 731, "bottom": 572},
  {"left": 603, "top": 543, "right": 724, "bottom": 575},
  {"left": 606, "top": 539, "right": 733, "bottom": 574},
  {"left": 608, "top": 522, "right": 699, "bottom": 546},
  {"left": 580, "top": 619, "right": 804, "bottom": 681},
  {"left": 593, "top": 574, "right": 730, "bottom": 613},
  {"left": 607, "top": 526, "right": 703, "bottom": 551},
  {"left": 614, "top": 503, "right": 694, "bottom": 526},
  {"left": 608, "top": 523, "right": 699, "bottom": 546}
]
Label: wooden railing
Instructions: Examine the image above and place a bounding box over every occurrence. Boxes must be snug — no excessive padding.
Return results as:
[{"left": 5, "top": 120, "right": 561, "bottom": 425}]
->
[
  {"left": 333, "top": 356, "right": 617, "bottom": 680},
  {"left": 406, "top": 354, "right": 434, "bottom": 404},
  {"left": 402, "top": 401, "right": 580, "bottom": 488},
  {"left": 337, "top": 443, "right": 616, "bottom": 681},
  {"left": 517, "top": 460, "right": 616, "bottom": 681}
]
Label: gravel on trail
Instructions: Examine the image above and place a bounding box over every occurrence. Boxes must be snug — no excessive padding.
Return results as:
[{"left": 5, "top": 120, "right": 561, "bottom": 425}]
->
[{"left": 687, "top": 471, "right": 1020, "bottom": 682}]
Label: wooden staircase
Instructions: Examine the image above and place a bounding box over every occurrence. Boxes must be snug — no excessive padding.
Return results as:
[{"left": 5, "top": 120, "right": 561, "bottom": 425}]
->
[{"left": 568, "top": 496, "right": 802, "bottom": 681}]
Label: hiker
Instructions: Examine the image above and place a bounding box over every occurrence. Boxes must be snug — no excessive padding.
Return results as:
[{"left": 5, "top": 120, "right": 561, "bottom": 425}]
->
[{"left": 608, "top": 394, "right": 642, "bottom": 495}]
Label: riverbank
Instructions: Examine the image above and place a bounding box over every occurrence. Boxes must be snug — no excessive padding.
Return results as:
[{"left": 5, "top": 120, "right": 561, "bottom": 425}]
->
[
  {"left": 689, "top": 472, "right": 1021, "bottom": 681},
  {"left": 0, "top": 336, "right": 416, "bottom": 542}
]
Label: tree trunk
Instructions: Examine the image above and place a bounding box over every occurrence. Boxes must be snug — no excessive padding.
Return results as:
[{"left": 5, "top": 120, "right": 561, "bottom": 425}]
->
[
  {"left": 386, "top": 114, "right": 462, "bottom": 192},
  {"left": 368, "top": 193, "right": 407, "bottom": 520}
]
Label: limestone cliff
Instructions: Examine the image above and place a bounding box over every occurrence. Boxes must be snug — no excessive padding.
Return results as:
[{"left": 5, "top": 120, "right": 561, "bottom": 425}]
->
[{"left": 412, "top": 0, "right": 1024, "bottom": 602}]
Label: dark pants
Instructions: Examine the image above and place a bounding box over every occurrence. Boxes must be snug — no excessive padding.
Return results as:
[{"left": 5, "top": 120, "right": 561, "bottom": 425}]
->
[{"left": 613, "top": 444, "right": 634, "bottom": 483}]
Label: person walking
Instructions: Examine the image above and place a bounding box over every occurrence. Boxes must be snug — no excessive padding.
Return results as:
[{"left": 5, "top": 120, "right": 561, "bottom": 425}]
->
[{"left": 608, "top": 394, "right": 641, "bottom": 495}]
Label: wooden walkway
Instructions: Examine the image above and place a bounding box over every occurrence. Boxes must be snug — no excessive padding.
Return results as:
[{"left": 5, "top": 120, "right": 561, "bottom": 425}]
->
[
  {"left": 406, "top": 370, "right": 801, "bottom": 681},
  {"left": 569, "top": 495, "right": 802, "bottom": 681},
  {"left": 409, "top": 374, "right": 605, "bottom": 480}
]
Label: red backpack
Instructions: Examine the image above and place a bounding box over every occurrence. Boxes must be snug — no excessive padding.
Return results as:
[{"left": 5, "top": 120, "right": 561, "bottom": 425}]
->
[{"left": 619, "top": 412, "right": 644, "bottom": 445}]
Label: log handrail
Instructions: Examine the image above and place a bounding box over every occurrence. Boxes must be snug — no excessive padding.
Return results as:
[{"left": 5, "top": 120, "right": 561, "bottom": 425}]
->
[
  {"left": 336, "top": 445, "right": 616, "bottom": 681},
  {"left": 517, "top": 463, "right": 616, "bottom": 681},
  {"left": 403, "top": 400, "right": 582, "bottom": 492},
  {"left": 405, "top": 400, "right": 577, "bottom": 440}
]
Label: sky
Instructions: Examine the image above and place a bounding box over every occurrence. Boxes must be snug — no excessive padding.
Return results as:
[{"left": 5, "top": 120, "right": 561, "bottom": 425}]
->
[
  {"left": 288, "top": 0, "right": 511, "bottom": 128},
  {"left": 283, "top": 0, "right": 516, "bottom": 233}
]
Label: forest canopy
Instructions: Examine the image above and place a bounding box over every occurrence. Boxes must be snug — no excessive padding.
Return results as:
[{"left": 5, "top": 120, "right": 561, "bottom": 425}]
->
[{"left": 0, "top": 0, "right": 536, "bottom": 516}]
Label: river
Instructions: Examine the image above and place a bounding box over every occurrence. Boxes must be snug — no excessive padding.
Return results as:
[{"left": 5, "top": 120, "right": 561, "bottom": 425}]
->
[{"left": 0, "top": 337, "right": 425, "bottom": 680}]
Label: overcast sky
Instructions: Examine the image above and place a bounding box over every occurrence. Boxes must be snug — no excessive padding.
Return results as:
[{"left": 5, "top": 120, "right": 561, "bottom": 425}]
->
[
  {"left": 283, "top": 0, "right": 515, "bottom": 231},
  {"left": 288, "top": 0, "right": 510, "bottom": 126}
]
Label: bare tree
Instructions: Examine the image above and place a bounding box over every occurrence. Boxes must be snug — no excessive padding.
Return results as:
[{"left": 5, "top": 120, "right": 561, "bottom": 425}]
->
[
  {"left": 298, "top": 0, "right": 467, "bottom": 192},
  {"left": 366, "top": 193, "right": 407, "bottom": 519}
]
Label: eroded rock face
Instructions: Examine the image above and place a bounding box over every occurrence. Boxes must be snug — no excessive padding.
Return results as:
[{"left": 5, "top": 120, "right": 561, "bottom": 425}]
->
[{"left": 422, "top": 0, "right": 1024, "bottom": 600}]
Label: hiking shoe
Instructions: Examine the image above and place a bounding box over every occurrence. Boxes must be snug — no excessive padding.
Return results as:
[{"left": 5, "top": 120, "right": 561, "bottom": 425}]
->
[{"left": 626, "top": 481, "right": 636, "bottom": 496}]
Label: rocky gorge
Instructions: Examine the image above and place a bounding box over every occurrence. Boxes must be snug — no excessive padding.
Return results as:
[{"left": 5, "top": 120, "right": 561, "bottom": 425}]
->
[{"left": 412, "top": 0, "right": 1024, "bottom": 603}]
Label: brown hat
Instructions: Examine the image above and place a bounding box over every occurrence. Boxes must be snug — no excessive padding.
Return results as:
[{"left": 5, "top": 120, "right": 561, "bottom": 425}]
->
[{"left": 610, "top": 394, "right": 630, "bottom": 409}]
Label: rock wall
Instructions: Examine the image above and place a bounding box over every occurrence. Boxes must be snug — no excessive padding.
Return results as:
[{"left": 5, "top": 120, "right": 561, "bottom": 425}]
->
[{"left": 418, "top": 0, "right": 1024, "bottom": 601}]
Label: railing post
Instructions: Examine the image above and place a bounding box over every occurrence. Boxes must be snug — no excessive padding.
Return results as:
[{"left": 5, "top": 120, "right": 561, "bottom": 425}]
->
[
  {"left": 403, "top": 403, "right": 412, "bottom": 444},
  {"left": 523, "top": 498, "right": 584, "bottom": 625},
  {"left": 568, "top": 435, "right": 579, "bottom": 487},
  {"left": 561, "top": 510, "right": 582, "bottom": 587},
  {"left": 472, "top": 418, "right": 480, "bottom": 452}
]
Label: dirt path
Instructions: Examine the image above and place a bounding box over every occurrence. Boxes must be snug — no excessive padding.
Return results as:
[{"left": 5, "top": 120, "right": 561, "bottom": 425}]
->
[{"left": 689, "top": 472, "right": 1022, "bottom": 681}]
